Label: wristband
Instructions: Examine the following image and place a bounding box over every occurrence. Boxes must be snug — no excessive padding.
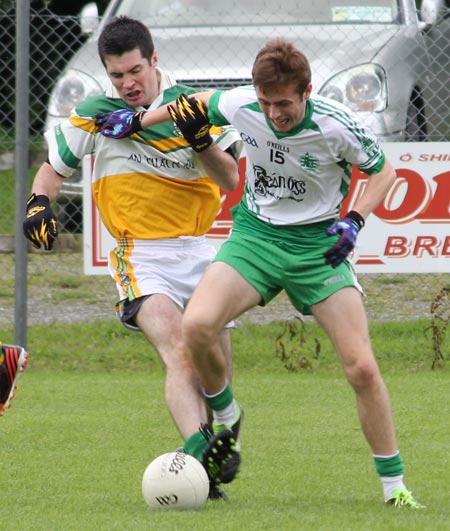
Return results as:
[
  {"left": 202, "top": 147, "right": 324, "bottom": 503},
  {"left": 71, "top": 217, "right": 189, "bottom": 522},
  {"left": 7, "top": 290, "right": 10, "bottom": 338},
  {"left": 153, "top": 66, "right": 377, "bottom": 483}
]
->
[{"left": 345, "top": 210, "right": 365, "bottom": 229}]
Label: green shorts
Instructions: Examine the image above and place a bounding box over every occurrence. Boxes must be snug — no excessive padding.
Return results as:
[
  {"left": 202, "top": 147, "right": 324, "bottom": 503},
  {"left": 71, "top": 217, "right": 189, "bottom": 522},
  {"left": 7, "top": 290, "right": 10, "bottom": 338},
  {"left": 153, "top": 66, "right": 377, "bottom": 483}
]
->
[{"left": 213, "top": 225, "right": 362, "bottom": 316}]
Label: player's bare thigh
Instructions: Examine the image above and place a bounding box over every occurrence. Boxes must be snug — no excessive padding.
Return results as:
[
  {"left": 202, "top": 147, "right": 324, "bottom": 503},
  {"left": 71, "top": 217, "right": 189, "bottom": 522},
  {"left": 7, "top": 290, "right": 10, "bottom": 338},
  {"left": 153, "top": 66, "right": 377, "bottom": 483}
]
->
[
  {"left": 184, "top": 261, "right": 262, "bottom": 332},
  {"left": 136, "top": 294, "right": 185, "bottom": 366},
  {"left": 311, "top": 286, "right": 373, "bottom": 365}
]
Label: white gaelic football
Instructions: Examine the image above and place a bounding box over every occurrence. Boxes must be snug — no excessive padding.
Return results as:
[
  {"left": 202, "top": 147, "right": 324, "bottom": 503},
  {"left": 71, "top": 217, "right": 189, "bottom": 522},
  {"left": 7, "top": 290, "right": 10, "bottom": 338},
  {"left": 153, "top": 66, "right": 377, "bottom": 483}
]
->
[{"left": 142, "top": 451, "right": 209, "bottom": 510}]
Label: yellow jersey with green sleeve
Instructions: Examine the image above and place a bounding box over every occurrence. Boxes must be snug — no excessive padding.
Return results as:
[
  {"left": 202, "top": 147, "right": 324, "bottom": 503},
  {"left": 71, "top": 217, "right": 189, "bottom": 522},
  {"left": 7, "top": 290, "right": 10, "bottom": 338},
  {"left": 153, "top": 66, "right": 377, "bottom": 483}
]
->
[
  {"left": 44, "top": 68, "right": 242, "bottom": 240},
  {"left": 208, "top": 87, "right": 385, "bottom": 227}
]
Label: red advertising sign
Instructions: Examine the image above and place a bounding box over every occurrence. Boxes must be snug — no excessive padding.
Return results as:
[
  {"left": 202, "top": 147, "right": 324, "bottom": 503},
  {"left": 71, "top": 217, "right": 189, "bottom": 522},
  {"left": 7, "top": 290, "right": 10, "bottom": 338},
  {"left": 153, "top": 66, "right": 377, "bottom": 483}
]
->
[{"left": 83, "top": 143, "right": 450, "bottom": 274}]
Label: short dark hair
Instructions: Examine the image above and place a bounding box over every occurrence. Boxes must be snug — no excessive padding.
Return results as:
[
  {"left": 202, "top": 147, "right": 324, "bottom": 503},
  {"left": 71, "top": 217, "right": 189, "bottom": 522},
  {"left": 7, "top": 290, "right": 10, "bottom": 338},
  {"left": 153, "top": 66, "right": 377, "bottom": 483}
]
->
[
  {"left": 97, "top": 16, "right": 155, "bottom": 66},
  {"left": 252, "top": 38, "right": 311, "bottom": 96}
]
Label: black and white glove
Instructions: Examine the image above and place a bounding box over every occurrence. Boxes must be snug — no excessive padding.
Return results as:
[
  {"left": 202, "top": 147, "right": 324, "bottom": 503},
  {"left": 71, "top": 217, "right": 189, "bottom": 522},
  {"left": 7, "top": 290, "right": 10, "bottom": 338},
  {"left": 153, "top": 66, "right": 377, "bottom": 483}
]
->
[
  {"left": 168, "top": 94, "right": 213, "bottom": 152},
  {"left": 23, "top": 193, "right": 58, "bottom": 250}
]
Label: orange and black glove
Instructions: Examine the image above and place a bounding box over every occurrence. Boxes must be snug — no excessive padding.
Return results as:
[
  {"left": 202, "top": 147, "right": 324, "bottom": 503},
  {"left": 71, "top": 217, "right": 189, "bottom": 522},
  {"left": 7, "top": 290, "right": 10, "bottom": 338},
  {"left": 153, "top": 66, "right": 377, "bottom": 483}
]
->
[
  {"left": 168, "top": 94, "right": 213, "bottom": 152},
  {"left": 23, "top": 193, "right": 58, "bottom": 251}
]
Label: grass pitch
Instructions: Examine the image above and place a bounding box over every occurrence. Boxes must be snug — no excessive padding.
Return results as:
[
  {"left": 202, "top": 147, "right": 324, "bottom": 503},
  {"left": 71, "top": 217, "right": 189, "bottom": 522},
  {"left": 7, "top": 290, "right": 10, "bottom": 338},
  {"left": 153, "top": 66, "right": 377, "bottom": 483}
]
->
[{"left": 2, "top": 319, "right": 449, "bottom": 530}]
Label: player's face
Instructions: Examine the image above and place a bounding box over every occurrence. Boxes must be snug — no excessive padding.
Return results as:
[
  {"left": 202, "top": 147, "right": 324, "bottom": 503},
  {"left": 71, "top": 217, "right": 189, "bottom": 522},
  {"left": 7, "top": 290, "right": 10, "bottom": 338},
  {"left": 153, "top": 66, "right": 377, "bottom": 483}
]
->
[
  {"left": 256, "top": 82, "right": 312, "bottom": 133},
  {"left": 104, "top": 48, "right": 159, "bottom": 107}
]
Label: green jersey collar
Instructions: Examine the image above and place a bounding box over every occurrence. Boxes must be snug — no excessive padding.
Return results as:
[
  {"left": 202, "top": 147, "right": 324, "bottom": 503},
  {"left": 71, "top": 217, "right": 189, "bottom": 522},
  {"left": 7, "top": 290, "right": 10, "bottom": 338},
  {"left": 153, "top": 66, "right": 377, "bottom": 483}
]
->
[{"left": 266, "top": 99, "right": 317, "bottom": 139}]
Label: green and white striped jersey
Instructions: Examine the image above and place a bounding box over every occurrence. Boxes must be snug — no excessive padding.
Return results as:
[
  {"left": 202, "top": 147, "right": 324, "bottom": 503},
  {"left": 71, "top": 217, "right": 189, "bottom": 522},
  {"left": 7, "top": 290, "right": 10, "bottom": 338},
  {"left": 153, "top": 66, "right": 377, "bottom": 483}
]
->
[{"left": 209, "top": 86, "right": 385, "bottom": 226}]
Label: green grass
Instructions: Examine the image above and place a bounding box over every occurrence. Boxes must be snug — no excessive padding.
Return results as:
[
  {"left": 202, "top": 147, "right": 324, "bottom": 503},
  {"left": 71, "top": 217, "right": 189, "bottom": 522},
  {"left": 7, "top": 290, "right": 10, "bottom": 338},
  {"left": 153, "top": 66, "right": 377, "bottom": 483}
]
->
[
  {"left": 1, "top": 317, "right": 445, "bottom": 373},
  {"left": 3, "top": 369, "right": 449, "bottom": 530},
  {"left": 2, "top": 319, "right": 449, "bottom": 530}
]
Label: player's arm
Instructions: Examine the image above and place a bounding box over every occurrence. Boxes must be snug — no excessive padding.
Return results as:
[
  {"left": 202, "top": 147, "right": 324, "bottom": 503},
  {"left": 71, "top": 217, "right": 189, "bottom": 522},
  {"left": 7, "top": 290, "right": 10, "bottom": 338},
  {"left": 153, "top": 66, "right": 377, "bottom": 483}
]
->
[
  {"left": 324, "top": 159, "right": 396, "bottom": 268},
  {"left": 96, "top": 91, "right": 238, "bottom": 190},
  {"left": 166, "top": 93, "right": 239, "bottom": 191},
  {"left": 141, "top": 91, "right": 215, "bottom": 129},
  {"left": 96, "top": 91, "right": 216, "bottom": 136},
  {"left": 350, "top": 159, "right": 396, "bottom": 219},
  {"left": 195, "top": 144, "right": 239, "bottom": 192},
  {"left": 22, "top": 162, "right": 63, "bottom": 251},
  {"left": 30, "top": 161, "right": 65, "bottom": 201}
]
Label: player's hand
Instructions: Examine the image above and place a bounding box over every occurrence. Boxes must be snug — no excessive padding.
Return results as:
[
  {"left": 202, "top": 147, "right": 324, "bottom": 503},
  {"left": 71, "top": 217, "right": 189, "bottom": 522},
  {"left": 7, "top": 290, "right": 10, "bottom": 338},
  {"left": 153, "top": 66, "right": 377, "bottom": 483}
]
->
[
  {"left": 324, "top": 210, "right": 365, "bottom": 268},
  {"left": 96, "top": 109, "right": 145, "bottom": 139},
  {"left": 168, "top": 94, "right": 213, "bottom": 152},
  {"left": 23, "top": 193, "right": 58, "bottom": 251}
]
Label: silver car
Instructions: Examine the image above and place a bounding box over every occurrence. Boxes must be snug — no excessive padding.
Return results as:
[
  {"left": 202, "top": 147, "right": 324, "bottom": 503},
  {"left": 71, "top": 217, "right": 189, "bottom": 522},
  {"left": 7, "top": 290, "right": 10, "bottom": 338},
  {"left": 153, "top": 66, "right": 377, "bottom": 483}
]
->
[{"left": 45, "top": 0, "right": 450, "bottom": 230}]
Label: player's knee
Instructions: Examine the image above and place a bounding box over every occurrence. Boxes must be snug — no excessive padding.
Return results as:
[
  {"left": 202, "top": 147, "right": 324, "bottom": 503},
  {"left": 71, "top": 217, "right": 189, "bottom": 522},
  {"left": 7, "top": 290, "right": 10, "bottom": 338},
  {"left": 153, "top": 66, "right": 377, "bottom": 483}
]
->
[
  {"left": 345, "top": 359, "right": 380, "bottom": 391},
  {"left": 182, "top": 310, "right": 216, "bottom": 351}
]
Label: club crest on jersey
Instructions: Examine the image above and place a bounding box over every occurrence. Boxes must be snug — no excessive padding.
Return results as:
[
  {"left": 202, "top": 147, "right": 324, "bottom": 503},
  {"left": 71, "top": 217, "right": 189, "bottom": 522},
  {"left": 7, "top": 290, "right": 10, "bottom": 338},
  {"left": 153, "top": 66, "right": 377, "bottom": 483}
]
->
[
  {"left": 361, "top": 138, "right": 379, "bottom": 157},
  {"left": 119, "top": 273, "right": 131, "bottom": 287},
  {"left": 299, "top": 152, "right": 319, "bottom": 170}
]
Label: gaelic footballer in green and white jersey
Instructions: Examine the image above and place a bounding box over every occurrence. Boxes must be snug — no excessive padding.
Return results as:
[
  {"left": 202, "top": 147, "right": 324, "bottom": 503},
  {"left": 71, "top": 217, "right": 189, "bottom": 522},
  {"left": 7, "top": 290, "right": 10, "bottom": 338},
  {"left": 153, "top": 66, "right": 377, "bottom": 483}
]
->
[{"left": 208, "top": 87, "right": 385, "bottom": 226}]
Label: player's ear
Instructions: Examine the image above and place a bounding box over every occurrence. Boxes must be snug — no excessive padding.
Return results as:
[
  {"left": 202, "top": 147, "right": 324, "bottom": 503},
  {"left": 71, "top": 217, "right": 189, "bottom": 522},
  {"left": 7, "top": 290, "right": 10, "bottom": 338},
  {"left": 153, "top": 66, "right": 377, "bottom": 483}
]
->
[
  {"left": 304, "top": 83, "right": 313, "bottom": 100},
  {"left": 150, "top": 51, "right": 158, "bottom": 67}
]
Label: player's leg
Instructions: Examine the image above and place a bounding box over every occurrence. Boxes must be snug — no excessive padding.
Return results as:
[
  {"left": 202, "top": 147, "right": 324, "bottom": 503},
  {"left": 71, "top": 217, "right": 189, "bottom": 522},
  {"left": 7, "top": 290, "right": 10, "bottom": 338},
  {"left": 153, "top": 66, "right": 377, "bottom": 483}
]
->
[
  {"left": 135, "top": 294, "right": 208, "bottom": 440},
  {"left": 182, "top": 260, "right": 261, "bottom": 484},
  {"left": 132, "top": 295, "right": 233, "bottom": 500},
  {"left": 312, "top": 287, "right": 397, "bottom": 454},
  {"left": 0, "top": 342, "right": 29, "bottom": 415},
  {"left": 311, "top": 287, "right": 424, "bottom": 507},
  {"left": 183, "top": 260, "right": 260, "bottom": 395},
  {"left": 219, "top": 327, "right": 233, "bottom": 385}
]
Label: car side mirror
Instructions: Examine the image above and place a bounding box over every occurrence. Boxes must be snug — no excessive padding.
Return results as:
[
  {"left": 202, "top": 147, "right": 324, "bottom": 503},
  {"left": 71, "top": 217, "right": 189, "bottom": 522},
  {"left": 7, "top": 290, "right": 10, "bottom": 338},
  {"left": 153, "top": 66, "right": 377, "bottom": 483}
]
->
[{"left": 79, "top": 2, "right": 100, "bottom": 35}]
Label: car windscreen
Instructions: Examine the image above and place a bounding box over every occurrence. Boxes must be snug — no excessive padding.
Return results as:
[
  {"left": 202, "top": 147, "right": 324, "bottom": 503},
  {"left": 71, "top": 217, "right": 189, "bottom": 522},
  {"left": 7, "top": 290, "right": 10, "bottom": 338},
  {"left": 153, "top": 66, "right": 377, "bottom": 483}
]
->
[{"left": 112, "top": 0, "right": 399, "bottom": 27}]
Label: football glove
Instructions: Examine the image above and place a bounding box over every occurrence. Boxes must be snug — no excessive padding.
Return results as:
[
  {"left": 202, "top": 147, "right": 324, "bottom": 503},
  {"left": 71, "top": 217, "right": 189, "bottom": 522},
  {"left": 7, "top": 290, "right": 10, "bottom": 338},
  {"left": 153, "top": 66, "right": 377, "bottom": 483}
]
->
[
  {"left": 324, "top": 210, "right": 365, "bottom": 268},
  {"left": 23, "top": 193, "right": 58, "bottom": 251},
  {"left": 168, "top": 94, "right": 213, "bottom": 152},
  {"left": 96, "top": 109, "right": 145, "bottom": 139}
]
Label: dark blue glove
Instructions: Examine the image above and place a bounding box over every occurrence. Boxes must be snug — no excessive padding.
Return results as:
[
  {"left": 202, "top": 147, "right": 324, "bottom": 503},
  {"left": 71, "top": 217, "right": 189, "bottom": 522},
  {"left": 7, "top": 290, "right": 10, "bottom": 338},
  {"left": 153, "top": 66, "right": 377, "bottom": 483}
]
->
[
  {"left": 324, "top": 210, "right": 365, "bottom": 268},
  {"left": 96, "top": 109, "right": 145, "bottom": 139}
]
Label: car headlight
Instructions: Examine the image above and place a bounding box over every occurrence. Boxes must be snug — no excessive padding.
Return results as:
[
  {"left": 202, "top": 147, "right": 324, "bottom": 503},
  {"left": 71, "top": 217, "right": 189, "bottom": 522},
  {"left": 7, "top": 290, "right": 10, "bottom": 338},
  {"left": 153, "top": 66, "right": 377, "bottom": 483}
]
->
[
  {"left": 47, "top": 69, "right": 104, "bottom": 117},
  {"left": 319, "top": 64, "right": 387, "bottom": 112}
]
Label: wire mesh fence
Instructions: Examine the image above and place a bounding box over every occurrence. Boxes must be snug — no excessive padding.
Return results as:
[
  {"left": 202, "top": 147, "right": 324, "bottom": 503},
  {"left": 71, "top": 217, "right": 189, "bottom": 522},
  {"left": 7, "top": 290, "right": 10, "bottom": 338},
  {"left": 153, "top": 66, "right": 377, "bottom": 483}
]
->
[{"left": 1, "top": 2, "right": 449, "bottom": 345}]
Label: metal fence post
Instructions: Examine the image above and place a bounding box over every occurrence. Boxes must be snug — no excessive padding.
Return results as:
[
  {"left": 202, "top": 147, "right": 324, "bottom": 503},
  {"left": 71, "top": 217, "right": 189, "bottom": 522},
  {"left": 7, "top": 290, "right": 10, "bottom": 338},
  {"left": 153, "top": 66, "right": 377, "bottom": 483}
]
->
[{"left": 14, "top": 0, "right": 30, "bottom": 347}]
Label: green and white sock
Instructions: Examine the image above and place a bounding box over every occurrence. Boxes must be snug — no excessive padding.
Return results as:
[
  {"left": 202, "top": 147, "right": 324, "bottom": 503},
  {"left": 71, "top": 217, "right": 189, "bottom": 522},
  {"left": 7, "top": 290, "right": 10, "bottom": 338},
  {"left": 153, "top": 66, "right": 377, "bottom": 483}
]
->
[
  {"left": 204, "top": 383, "right": 236, "bottom": 427},
  {"left": 182, "top": 430, "right": 208, "bottom": 461},
  {"left": 374, "top": 451, "right": 406, "bottom": 500}
]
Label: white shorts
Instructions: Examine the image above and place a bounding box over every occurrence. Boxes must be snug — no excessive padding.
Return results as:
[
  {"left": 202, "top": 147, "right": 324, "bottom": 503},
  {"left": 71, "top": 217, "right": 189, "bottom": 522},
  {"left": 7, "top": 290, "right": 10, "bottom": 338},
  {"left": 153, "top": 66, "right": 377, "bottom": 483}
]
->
[{"left": 109, "top": 236, "right": 216, "bottom": 310}]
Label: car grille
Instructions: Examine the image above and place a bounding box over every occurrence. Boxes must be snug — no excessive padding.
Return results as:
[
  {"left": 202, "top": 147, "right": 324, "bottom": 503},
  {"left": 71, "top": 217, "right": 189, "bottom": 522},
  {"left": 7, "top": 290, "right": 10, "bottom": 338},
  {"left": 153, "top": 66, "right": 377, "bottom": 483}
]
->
[{"left": 178, "top": 78, "right": 252, "bottom": 90}]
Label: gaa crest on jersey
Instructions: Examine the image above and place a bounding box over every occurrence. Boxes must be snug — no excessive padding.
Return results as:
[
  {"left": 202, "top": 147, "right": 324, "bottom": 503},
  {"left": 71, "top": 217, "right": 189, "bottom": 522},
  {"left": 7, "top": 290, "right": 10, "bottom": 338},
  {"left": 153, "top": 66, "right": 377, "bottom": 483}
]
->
[
  {"left": 299, "top": 152, "right": 319, "bottom": 171},
  {"left": 240, "top": 131, "right": 259, "bottom": 147}
]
